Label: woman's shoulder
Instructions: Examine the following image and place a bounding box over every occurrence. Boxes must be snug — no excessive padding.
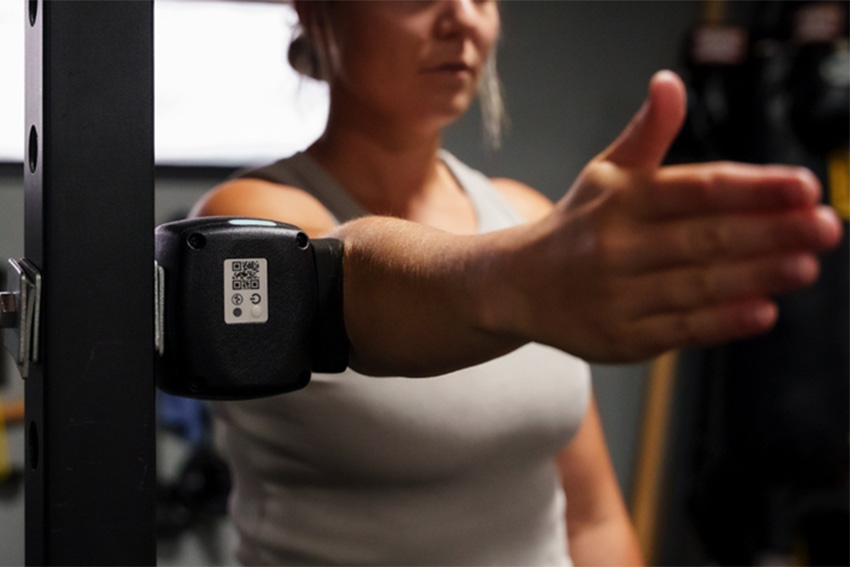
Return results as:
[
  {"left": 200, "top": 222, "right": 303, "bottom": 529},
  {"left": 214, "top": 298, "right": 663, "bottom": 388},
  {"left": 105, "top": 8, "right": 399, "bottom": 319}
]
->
[
  {"left": 189, "top": 177, "right": 337, "bottom": 238},
  {"left": 490, "top": 177, "right": 554, "bottom": 223}
]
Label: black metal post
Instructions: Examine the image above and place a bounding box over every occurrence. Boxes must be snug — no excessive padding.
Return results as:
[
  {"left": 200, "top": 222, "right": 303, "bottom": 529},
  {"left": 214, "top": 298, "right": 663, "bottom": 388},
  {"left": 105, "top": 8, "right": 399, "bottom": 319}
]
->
[{"left": 24, "top": 1, "right": 155, "bottom": 564}]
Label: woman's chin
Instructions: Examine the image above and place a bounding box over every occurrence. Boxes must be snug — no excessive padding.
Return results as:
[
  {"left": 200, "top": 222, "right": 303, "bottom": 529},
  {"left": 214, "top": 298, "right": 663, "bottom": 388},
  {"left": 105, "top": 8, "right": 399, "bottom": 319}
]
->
[{"left": 419, "top": 95, "right": 476, "bottom": 127}]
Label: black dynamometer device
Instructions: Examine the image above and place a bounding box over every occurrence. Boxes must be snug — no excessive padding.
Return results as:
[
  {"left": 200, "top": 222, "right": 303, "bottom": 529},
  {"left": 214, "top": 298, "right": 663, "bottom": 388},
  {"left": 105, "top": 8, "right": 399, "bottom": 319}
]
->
[{"left": 153, "top": 217, "right": 348, "bottom": 399}]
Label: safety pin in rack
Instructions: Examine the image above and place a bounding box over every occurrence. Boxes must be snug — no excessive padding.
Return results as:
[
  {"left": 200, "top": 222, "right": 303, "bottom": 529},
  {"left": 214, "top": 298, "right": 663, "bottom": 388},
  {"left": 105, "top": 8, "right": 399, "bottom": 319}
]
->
[{"left": 1, "top": 259, "right": 42, "bottom": 379}]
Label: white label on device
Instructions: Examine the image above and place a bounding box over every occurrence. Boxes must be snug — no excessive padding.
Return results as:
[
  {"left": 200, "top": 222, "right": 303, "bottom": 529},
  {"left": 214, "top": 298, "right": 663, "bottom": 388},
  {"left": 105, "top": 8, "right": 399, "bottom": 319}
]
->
[{"left": 224, "top": 258, "right": 268, "bottom": 324}]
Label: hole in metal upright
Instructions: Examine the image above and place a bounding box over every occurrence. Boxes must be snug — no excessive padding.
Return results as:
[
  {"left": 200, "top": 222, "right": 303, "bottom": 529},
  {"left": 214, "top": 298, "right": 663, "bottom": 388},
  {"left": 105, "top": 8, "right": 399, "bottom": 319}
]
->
[
  {"left": 28, "top": 126, "right": 38, "bottom": 174},
  {"left": 28, "top": 0, "right": 37, "bottom": 26}
]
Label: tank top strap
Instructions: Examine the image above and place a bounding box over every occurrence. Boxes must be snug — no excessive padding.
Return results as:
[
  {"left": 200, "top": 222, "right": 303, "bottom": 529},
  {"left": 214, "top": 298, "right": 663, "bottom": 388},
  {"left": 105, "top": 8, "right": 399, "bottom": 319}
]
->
[
  {"left": 438, "top": 149, "right": 527, "bottom": 233},
  {"left": 237, "top": 152, "right": 369, "bottom": 224}
]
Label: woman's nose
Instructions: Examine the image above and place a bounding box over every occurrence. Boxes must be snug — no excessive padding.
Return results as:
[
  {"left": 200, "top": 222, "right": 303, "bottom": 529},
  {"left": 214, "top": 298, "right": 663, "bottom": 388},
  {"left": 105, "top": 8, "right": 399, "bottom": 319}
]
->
[{"left": 435, "top": 0, "right": 488, "bottom": 39}]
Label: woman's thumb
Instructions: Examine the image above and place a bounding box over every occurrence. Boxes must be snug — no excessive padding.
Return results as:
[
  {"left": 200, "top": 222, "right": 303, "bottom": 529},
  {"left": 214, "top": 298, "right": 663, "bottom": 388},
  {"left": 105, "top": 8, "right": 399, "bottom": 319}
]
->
[{"left": 598, "top": 70, "right": 687, "bottom": 170}]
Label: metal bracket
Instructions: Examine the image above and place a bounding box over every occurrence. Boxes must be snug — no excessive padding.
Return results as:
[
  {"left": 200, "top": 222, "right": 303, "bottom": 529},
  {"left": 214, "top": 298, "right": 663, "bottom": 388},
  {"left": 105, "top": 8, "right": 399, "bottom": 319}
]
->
[{"left": 1, "top": 258, "right": 43, "bottom": 378}]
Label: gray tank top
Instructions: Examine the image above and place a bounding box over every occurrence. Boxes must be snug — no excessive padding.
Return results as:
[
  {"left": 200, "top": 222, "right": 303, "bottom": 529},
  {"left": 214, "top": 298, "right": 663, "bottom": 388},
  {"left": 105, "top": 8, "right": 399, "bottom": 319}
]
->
[{"left": 213, "top": 151, "right": 591, "bottom": 566}]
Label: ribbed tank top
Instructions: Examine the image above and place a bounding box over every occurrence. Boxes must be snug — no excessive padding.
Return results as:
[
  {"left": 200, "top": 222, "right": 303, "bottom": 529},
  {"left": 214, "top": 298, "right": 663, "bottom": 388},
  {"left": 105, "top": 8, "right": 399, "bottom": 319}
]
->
[{"left": 212, "top": 150, "right": 591, "bottom": 566}]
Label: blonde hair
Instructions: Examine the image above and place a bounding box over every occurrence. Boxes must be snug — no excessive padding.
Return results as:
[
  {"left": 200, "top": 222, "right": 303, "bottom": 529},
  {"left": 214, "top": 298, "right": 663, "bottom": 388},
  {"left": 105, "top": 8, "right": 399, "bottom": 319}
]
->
[
  {"left": 288, "top": 1, "right": 508, "bottom": 149},
  {"left": 479, "top": 49, "right": 508, "bottom": 150}
]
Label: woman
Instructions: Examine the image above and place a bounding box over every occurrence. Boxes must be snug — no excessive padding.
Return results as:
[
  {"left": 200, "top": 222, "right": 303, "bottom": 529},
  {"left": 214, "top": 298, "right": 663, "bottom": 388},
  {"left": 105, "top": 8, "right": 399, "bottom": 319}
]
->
[{"left": 192, "top": 2, "right": 840, "bottom": 564}]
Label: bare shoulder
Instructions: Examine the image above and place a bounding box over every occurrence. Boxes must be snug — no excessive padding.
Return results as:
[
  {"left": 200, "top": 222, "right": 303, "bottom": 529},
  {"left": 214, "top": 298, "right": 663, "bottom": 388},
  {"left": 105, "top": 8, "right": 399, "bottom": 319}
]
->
[
  {"left": 189, "top": 178, "right": 336, "bottom": 237},
  {"left": 490, "top": 177, "right": 554, "bottom": 223}
]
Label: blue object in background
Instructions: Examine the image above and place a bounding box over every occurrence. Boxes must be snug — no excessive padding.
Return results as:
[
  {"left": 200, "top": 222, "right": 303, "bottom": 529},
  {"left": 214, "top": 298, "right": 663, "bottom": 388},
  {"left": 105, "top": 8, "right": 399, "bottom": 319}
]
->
[{"left": 157, "top": 392, "right": 210, "bottom": 446}]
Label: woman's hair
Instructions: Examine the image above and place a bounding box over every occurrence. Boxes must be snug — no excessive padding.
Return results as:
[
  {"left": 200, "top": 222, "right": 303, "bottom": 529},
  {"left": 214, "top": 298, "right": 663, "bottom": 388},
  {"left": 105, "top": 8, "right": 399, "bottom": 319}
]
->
[
  {"left": 478, "top": 50, "right": 508, "bottom": 150},
  {"left": 288, "top": 1, "right": 508, "bottom": 149},
  {"left": 287, "top": 2, "right": 337, "bottom": 83}
]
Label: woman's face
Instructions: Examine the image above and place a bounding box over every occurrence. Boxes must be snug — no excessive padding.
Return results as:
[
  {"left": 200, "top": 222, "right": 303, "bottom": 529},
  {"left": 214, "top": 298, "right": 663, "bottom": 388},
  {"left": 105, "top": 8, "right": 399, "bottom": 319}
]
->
[{"left": 327, "top": 0, "right": 500, "bottom": 132}]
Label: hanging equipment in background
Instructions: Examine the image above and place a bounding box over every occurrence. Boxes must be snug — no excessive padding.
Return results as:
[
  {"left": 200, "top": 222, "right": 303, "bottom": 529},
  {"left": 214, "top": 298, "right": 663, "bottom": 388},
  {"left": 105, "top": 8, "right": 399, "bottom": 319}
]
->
[{"left": 668, "top": 2, "right": 849, "bottom": 565}]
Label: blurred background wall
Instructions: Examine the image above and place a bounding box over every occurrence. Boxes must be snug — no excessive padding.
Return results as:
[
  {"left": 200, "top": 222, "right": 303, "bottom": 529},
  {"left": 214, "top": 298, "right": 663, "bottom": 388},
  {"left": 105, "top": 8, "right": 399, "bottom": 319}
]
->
[{"left": 0, "top": 1, "right": 846, "bottom": 565}]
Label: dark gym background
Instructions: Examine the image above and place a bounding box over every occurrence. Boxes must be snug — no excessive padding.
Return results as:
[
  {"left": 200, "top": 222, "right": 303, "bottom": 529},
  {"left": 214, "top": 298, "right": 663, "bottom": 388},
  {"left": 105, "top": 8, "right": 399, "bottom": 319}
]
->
[{"left": 0, "top": 1, "right": 846, "bottom": 565}]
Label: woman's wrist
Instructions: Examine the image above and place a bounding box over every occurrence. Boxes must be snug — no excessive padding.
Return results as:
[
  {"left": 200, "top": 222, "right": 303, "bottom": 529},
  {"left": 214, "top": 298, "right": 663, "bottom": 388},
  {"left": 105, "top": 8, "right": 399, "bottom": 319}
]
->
[
  {"left": 334, "top": 216, "right": 526, "bottom": 376},
  {"left": 465, "top": 225, "right": 538, "bottom": 343}
]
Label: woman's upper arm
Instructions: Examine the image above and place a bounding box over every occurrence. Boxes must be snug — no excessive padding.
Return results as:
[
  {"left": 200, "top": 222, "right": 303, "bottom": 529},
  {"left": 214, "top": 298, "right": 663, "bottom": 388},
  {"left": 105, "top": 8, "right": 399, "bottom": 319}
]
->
[
  {"left": 189, "top": 178, "right": 337, "bottom": 238},
  {"left": 558, "top": 398, "right": 625, "bottom": 527},
  {"left": 558, "top": 397, "right": 644, "bottom": 565}
]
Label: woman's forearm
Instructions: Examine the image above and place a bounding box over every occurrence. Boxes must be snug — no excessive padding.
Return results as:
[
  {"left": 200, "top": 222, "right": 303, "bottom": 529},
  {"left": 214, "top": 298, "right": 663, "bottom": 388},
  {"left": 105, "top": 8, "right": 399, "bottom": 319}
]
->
[{"left": 333, "top": 216, "right": 524, "bottom": 376}]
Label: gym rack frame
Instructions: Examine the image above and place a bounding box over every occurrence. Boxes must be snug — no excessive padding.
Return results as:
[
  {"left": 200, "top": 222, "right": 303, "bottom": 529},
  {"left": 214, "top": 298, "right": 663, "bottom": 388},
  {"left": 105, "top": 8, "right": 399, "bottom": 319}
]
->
[{"left": 24, "top": 1, "right": 156, "bottom": 564}]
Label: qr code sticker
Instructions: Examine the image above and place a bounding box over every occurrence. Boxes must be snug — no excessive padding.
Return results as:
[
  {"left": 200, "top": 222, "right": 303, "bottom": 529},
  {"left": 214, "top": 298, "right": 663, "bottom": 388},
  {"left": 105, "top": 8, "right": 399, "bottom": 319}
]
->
[
  {"left": 225, "top": 258, "right": 268, "bottom": 324},
  {"left": 232, "top": 260, "right": 261, "bottom": 291}
]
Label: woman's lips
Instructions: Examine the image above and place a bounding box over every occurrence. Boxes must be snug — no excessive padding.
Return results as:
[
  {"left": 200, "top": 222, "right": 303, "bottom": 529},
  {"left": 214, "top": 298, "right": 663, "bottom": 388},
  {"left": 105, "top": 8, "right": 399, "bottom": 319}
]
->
[{"left": 423, "top": 62, "right": 474, "bottom": 74}]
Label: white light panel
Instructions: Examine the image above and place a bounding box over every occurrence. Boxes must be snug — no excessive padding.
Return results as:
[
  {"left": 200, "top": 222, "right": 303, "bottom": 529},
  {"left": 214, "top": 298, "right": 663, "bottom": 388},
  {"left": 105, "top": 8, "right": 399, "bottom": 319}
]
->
[{"left": 0, "top": 0, "right": 329, "bottom": 166}]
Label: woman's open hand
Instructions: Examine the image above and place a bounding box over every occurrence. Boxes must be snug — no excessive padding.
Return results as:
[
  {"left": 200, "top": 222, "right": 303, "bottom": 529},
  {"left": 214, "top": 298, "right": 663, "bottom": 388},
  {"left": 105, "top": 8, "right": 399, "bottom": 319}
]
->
[{"left": 493, "top": 71, "right": 842, "bottom": 362}]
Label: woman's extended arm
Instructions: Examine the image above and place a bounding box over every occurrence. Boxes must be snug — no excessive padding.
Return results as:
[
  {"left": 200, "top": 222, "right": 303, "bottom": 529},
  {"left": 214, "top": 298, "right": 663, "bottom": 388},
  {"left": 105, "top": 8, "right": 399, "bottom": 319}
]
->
[
  {"left": 195, "top": 72, "right": 841, "bottom": 377},
  {"left": 334, "top": 71, "right": 842, "bottom": 376}
]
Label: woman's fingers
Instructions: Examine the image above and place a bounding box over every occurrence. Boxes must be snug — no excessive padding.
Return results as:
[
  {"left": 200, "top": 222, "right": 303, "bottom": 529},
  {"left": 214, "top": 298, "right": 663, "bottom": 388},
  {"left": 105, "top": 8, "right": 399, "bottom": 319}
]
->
[
  {"left": 545, "top": 68, "right": 844, "bottom": 362},
  {"left": 625, "top": 253, "right": 820, "bottom": 317},
  {"left": 630, "top": 205, "right": 842, "bottom": 271},
  {"left": 628, "top": 299, "right": 779, "bottom": 357},
  {"left": 633, "top": 163, "right": 822, "bottom": 219}
]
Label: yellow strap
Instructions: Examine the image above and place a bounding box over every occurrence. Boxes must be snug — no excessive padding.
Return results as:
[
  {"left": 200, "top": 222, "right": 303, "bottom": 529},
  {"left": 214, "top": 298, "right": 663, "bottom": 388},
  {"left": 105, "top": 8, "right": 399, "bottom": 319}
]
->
[
  {"left": 631, "top": 351, "right": 678, "bottom": 564},
  {"left": 828, "top": 149, "right": 850, "bottom": 221}
]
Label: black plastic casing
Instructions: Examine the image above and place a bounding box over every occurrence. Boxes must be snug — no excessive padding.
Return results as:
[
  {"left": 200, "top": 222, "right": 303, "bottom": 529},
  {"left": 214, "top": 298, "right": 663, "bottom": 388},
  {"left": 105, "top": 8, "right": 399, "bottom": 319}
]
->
[{"left": 155, "top": 217, "right": 347, "bottom": 400}]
